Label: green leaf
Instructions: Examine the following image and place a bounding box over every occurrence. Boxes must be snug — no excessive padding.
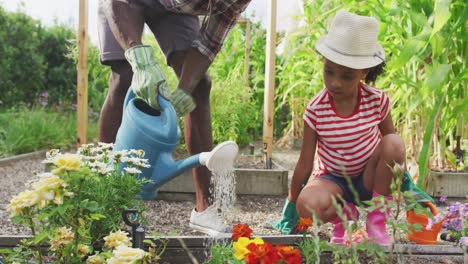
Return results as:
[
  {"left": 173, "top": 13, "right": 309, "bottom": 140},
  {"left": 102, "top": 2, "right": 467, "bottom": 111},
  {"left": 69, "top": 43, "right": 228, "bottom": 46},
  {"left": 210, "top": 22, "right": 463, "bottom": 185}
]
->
[
  {"left": 0, "top": 248, "right": 12, "bottom": 254},
  {"left": 409, "top": 10, "right": 428, "bottom": 28},
  {"left": 389, "top": 39, "right": 424, "bottom": 69},
  {"left": 424, "top": 63, "right": 451, "bottom": 91},
  {"left": 432, "top": 0, "right": 452, "bottom": 37},
  {"left": 57, "top": 204, "right": 69, "bottom": 216},
  {"left": 90, "top": 213, "right": 106, "bottom": 220},
  {"left": 412, "top": 223, "right": 423, "bottom": 232},
  {"left": 13, "top": 247, "right": 23, "bottom": 253},
  {"left": 144, "top": 239, "right": 156, "bottom": 247},
  {"left": 445, "top": 149, "right": 457, "bottom": 169},
  {"left": 418, "top": 90, "right": 446, "bottom": 188},
  {"left": 33, "top": 232, "right": 49, "bottom": 244}
]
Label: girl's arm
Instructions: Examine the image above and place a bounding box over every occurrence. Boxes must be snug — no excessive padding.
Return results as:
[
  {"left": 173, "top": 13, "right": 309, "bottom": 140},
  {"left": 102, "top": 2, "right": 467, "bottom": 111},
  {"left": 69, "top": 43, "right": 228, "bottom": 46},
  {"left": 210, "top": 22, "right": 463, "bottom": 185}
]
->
[
  {"left": 379, "top": 111, "right": 396, "bottom": 136},
  {"left": 288, "top": 123, "right": 318, "bottom": 202}
]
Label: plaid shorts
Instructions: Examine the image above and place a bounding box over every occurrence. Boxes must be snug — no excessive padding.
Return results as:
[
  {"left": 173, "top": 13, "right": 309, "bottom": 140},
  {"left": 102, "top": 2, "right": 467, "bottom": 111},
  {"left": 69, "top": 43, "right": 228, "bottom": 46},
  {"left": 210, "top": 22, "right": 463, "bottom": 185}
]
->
[{"left": 98, "top": 0, "right": 199, "bottom": 64}]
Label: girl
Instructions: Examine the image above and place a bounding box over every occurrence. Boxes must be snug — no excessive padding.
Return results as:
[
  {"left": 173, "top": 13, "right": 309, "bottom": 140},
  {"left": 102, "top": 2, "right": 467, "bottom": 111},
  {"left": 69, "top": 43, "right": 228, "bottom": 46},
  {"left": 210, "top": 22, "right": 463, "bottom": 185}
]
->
[{"left": 287, "top": 9, "right": 406, "bottom": 246}]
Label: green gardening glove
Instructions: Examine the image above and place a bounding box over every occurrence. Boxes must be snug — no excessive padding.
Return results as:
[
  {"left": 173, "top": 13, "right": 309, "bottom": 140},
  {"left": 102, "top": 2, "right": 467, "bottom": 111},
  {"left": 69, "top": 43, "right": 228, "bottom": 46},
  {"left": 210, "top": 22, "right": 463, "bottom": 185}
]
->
[
  {"left": 170, "top": 88, "right": 196, "bottom": 117},
  {"left": 269, "top": 198, "right": 299, "bottom": 234},
  {"left": 124, "top": 45, "right": 171, "bottom": 110},
  {"left": 401, "top": 171, "right": 434, "bottom": 207}
]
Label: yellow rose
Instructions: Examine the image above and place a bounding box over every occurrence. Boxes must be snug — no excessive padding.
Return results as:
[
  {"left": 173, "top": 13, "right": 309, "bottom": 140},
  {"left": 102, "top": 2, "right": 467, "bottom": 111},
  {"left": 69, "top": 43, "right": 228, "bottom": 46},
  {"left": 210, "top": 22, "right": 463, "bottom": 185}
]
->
[
  {"left": 50, "top": 227, "right": 74, "bottom": 251},
  {"left": 32, "top": 175, "right": 67, "bottom": 196},
  {"left": 104, "top": 230, "right": 132, "bottom": 250},
  {"left": 233, "top": 237, "right": 264, "bottom": 260},
  {"left": 86, "top": 254, "right": 105, "bottom": 264},
  {"left": 54, "top": 153, "right": 81, "bottom": 171},
  {"left": 107, "top": 245, "right": 148, "bottom": 264},
  {"left": 6, "top": 190, "right": 40, "bottom": 216},
  {"left": 77, "top": 243, "right": 90, "bottom": 256},
  {"left": 31, "top": 175, "right": 72, "bottom": 206}
]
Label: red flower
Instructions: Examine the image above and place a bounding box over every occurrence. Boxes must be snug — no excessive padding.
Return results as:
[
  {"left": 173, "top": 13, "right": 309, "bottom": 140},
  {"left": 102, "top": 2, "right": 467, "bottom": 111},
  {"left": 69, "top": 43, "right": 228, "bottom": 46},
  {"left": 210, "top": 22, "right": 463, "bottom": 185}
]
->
[
  {"left": 232, "top": 224, "right": 253, "bottom": 241},
  {"left": 244, "top": 241, "right": 279, "bottom": 264},
  {"left": 296, "top": 217, "right": 313, "bottom": 233},
  {"left": 276, "top": 245, "right": 301, "bottom": 264}
]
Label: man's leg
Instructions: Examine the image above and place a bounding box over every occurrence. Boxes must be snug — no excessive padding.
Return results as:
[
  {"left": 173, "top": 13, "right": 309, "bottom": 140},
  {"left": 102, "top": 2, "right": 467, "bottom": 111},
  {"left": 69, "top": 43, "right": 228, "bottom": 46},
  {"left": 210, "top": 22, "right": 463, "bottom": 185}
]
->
[
  {"left": 97, "top": 0, "right": 145, "bottom": 142},
  {"left": 98, "top": 61, "right": 133, "bottom": 143},
  {"left": 167, "top": 51, "right": 213, "bottom": 212},
  {"left": 183, "top": 75, "right": 213, "bottom": 212}
]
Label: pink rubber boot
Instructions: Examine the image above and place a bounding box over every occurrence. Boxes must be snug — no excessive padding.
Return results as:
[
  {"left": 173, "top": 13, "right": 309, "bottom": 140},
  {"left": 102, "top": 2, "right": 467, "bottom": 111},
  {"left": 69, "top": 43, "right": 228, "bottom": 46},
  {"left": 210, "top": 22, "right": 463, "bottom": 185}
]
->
[
  {"left": 366, "top": 192, "right": 392, "bottom": 246},
  {"left": 330, "top": 202, "right": 359, "bottom": 244}
]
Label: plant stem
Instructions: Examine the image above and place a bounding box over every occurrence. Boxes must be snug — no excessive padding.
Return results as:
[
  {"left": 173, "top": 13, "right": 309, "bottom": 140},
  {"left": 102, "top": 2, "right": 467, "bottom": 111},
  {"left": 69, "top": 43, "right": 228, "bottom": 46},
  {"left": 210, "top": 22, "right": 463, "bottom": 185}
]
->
[{"left": 28, "top": 216, "right": 43, "bottom": 264}]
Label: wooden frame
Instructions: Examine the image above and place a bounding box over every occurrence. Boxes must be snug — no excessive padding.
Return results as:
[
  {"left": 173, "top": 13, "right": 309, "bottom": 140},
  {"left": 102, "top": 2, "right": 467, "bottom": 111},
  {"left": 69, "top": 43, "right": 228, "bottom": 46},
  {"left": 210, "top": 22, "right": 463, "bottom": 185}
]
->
[
  {"left": 1, "top": 235, "right": 464, "bottom": 263},
  {"left": 77, "top": 0, "right": 88, "bottom": 145}
]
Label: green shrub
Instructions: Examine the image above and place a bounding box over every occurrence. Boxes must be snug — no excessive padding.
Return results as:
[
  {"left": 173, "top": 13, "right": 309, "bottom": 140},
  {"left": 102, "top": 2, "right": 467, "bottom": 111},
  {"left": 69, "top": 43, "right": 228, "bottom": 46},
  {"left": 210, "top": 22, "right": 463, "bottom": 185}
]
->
[
  {"left": 0, "top": 6, "right": 45, "bottom": 107},
  {"left": 0, "top": 107, "right": 98, "bottom": 157},
  {"left": 210, "top": 62, "right": 260, "bottom": 145}
]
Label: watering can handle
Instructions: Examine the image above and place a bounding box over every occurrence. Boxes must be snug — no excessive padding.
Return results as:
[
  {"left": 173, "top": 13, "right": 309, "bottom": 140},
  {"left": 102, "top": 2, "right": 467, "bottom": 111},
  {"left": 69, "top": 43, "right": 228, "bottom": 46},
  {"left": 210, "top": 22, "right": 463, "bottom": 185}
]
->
[
  {"left": 422, "top": 202, "right": 438, "bottom": 215},
  {"left": 124, "top": 88, "right": 176, "bottom": 115}
]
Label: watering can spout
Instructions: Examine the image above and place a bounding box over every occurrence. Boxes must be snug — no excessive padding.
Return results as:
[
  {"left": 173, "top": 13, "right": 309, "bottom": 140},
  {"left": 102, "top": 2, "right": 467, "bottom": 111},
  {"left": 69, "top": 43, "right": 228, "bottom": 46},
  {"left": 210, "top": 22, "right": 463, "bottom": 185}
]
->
[
  {"left": 139, "top": 153, "right": 202, "bottom": 200},
  {"left": 142, "top": 140, "right": 239, "bottom": 200}
]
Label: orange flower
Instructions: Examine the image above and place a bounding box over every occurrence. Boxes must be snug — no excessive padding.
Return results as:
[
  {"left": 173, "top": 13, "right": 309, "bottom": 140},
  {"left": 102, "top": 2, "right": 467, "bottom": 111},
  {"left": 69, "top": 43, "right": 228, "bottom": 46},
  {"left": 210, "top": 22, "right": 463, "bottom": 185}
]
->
[
  {"left": 276, "top": 245, "right": 301, "bottom": 264},
  {"left": 232, "top": 223, "right": 253, "bottom": 241},
  {"left": 245, "top": 241, "right": 279, "bottom": 264},
  {"left": 296, "top": 217, "right": 313, "bottom": 233}
]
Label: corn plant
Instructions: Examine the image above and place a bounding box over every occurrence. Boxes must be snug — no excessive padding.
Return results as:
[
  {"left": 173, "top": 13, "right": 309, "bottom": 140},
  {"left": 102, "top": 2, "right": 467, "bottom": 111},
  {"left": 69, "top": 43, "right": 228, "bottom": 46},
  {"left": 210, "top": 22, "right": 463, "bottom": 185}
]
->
[{"left": 275, "top": 0, "right": 466, "bottom": 189}]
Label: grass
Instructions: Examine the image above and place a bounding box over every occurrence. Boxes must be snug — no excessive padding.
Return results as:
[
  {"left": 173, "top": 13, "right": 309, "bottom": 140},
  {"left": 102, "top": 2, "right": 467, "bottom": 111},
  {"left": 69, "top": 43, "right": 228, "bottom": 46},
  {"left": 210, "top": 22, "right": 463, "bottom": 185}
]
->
[{"left": 0, "top": 107, "right": 98, "bottom": 157}]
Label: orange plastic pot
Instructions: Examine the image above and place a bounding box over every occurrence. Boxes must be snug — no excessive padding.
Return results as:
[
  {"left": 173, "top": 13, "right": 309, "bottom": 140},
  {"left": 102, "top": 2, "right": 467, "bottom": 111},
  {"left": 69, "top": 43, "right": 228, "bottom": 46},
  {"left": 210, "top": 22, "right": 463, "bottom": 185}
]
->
[{"left": 406, "top": 202, "right": 442, "bottom": 245}]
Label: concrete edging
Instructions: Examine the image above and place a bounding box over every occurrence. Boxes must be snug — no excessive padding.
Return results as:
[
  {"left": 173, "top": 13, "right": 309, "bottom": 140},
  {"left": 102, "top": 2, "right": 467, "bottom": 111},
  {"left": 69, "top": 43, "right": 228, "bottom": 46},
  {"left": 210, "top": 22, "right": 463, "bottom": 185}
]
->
[
  {"left": 0, "top": 150, "right": 47, "bottom": 167},
  {"left": 157, "top": 167, "right": 289, "bottom": 200}
]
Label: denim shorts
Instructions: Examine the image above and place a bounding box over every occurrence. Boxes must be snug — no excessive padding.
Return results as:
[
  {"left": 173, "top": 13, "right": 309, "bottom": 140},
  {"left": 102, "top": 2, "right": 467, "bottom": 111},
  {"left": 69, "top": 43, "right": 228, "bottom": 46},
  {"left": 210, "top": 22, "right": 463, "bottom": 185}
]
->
[{"left": 319, "top": 173, "right": 373, "bottom": 204}]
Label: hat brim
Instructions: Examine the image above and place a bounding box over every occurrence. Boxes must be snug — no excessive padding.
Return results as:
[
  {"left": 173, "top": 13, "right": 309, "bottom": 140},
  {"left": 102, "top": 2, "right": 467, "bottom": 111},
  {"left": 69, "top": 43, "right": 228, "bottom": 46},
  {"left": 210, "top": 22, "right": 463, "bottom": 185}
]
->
[{"left": 315, "top": 36, "right": 385, "bottom": 69}]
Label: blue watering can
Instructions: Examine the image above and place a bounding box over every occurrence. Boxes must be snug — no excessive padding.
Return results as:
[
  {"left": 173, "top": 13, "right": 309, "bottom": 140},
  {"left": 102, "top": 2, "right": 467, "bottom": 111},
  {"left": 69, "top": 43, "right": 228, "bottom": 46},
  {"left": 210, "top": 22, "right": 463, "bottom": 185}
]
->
[{"left": 114, "top": 89, "right": 238, "bottom": 200}]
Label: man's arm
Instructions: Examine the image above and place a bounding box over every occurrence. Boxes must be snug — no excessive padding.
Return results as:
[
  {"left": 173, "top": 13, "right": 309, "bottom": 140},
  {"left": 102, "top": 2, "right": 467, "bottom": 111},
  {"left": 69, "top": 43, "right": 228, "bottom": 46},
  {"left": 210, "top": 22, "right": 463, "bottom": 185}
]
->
[{"left": 171, "top": 0, "right": 251, "bottom": 116}]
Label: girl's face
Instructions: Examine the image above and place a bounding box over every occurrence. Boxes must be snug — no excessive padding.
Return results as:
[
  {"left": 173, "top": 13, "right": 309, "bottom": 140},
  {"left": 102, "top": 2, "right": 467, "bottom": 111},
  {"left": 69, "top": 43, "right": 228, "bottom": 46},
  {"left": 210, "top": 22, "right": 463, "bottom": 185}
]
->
[{"left": 323, "top": 59, "right": 368, "bottom": 100}]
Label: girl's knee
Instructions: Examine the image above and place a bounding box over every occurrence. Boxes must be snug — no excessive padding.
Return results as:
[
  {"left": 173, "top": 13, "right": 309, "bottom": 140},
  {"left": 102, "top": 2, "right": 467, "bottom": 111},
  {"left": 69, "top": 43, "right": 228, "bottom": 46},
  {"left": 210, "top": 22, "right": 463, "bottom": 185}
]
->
[{"left": 296, "top": 188, "right": 337, "bottom": 222}]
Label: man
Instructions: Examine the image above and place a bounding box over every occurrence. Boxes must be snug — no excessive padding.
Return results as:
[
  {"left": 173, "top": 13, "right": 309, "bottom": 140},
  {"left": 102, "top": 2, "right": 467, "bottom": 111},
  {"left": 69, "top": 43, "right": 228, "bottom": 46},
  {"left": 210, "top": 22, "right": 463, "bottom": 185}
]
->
[{"left": 97, "top": 0, "right": 251, "bottom": 236}]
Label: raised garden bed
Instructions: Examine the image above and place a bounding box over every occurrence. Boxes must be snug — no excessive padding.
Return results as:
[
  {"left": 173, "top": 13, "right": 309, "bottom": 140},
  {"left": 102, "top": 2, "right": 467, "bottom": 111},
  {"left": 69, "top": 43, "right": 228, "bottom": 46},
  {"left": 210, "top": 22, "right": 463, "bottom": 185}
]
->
[
  {"left": 426, "top": 171, "right": 468, "bottom": 198},
  {"left": 0, "top": 235, "right": 465, "bottom": 263}
]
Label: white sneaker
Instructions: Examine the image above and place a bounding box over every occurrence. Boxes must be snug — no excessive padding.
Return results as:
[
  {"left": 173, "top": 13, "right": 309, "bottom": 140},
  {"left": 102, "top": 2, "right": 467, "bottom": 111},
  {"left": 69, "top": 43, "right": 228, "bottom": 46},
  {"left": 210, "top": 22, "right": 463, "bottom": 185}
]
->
[{"left": 189, "top": 205, "right": 231, "bottom": 236}]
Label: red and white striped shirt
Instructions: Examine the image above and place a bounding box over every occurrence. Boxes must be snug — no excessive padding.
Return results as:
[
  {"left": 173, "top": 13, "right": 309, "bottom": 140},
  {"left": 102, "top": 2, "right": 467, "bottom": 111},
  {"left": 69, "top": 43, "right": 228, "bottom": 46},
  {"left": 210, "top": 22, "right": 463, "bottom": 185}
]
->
[{"left": 303, "top": 83, "right": 390, "bottom": 177}]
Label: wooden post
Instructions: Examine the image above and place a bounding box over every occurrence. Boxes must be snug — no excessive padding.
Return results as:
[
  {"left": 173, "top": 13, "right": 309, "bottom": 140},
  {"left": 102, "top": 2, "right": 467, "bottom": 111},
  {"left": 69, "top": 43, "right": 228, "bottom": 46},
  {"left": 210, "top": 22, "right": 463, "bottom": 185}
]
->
[
  {"left": 77, "top": 0, "right": 88, "bottom": 145},
  {"left": 262, "top": 0, "right": 277, "bottom": 169},
  {"left": 244, "top": 20, "right": 251, "bottom": 90}
]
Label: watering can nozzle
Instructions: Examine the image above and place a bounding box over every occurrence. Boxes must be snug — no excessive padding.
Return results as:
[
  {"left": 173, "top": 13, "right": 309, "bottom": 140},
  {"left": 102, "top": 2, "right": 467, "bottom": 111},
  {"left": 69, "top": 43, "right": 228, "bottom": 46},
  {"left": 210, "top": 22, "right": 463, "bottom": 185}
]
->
[{"left": 199, "top": 141, "right": 239, "bottom": 171}]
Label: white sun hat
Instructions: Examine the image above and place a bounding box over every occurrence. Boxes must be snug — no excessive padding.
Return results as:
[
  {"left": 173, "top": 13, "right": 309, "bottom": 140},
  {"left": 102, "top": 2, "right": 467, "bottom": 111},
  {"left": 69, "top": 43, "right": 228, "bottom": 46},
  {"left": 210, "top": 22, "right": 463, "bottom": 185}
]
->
[{"left": 315, "top": 9, "right": 386, "bottom": 69}]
